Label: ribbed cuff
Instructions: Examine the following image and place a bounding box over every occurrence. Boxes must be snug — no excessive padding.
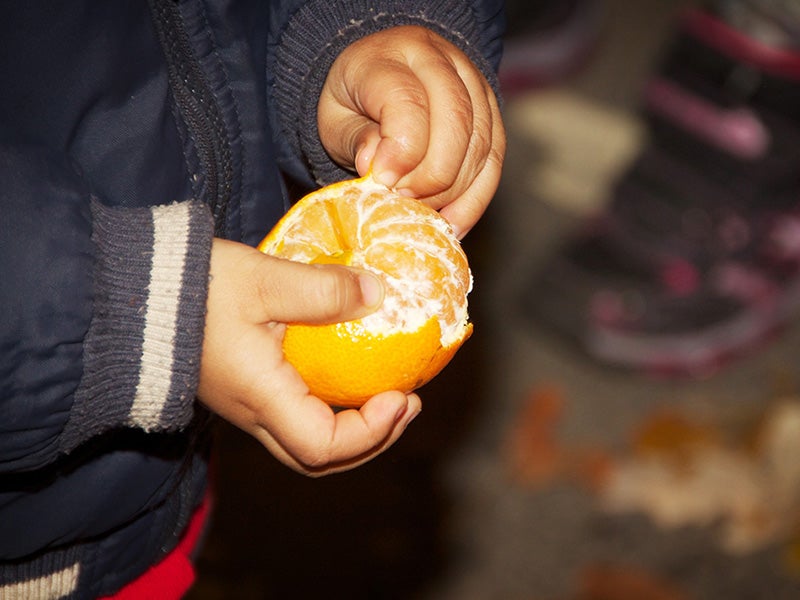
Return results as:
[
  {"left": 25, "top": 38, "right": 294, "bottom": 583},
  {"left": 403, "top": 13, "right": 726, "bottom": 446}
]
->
[
  {"left": 274, "top": 0, "right": 501, "bottom": 185},
  {"left": 0, "top": 548, "right": 81, "bottom": 599},
  {"left": 61, "top": 199, "right": 213, "bottom": 454}
]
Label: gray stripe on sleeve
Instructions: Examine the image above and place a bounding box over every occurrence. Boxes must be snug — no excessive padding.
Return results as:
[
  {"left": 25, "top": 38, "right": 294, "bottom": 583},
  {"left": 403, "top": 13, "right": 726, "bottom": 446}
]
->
[{"left": 61, "top": 199, "right": 213, "bottom": 454}]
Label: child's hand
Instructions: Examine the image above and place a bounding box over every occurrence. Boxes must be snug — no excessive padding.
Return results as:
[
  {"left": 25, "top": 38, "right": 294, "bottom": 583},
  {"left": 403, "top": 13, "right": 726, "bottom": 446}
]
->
[
  {"left": 318, "top": 25, "right": 506, "bottom": 239},
  {"left": 197, "top": 238, "right": 421, "bottom": 476}
]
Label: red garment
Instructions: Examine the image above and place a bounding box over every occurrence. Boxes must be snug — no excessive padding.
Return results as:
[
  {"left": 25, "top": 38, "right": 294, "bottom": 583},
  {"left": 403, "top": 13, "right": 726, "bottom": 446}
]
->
[{"left": 101, "top": 493, "right": 212, "bottom": 600}]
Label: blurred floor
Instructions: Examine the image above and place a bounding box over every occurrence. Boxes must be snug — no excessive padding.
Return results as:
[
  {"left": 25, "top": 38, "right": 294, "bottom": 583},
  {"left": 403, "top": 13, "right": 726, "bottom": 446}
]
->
[{"left": 189, "top": 1, "right": 800, "bottom": 598}]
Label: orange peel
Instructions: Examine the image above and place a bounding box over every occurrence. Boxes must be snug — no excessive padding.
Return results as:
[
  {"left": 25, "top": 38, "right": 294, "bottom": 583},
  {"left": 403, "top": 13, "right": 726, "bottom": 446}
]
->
[{"left": 258, "top": 173, "right": 472, "bottom": 407}]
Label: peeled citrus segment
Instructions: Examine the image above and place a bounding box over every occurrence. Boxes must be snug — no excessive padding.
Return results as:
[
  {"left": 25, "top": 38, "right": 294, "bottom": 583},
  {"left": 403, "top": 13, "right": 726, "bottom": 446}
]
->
[{"left": 258, "top": 173, "right": 473, "bottom": 407}]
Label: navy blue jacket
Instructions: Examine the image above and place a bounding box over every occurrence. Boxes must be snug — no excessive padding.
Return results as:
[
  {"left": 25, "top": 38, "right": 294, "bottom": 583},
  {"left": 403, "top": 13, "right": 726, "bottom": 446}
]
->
[{"left": 0, "top": 1, "right": 503, "bottom": 597}]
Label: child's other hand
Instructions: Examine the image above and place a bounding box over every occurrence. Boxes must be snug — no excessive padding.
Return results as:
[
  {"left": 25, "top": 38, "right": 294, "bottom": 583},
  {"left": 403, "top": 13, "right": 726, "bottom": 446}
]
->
[
  {"left": 197, "top": 239, "right": 421, "bottom": 476},
  {"left": 318, "top": 25, "right": 506, "bottom": 239}
]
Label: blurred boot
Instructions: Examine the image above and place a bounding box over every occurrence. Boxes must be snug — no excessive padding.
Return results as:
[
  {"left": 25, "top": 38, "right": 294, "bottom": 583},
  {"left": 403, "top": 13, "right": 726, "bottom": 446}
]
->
[
  {"left": 522, "top": 7, "right": 800, "bottom": 376},
  {"left": 500, "top": 0, "right": 603, "bottom": 95}
]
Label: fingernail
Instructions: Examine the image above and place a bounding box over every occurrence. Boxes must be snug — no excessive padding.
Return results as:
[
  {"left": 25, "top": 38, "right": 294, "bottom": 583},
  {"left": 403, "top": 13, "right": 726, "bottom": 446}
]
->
[
  {"left": 374, "top": 169, "right": 399, "bottom": 188},
  {"left": 401, "top": 405, "right": 421, "bottom": 429},
  {"left": 393, "top": 401, "right": 420, "bottom": 426},
  {"left": 396, "top": 188, "right": 417, "bottom": 198},
  {"left": 358, "top": 272, "right": 384, "bottom": 309},
  {"left": 393, "top": 403, "right": 409, "bottom": 424},
  {"left": 355, "top": 144, "right": 371, "bottom": 176}
]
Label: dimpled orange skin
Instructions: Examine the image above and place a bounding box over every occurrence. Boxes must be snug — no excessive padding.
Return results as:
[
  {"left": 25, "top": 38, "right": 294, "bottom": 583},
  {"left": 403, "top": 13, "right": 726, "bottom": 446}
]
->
[{"left": 258, "top": 174, "right": 473, "bottom": 408}]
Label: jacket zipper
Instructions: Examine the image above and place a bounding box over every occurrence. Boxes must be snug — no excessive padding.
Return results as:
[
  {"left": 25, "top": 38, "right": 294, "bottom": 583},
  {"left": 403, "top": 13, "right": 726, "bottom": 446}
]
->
[{"left": 149, "top": 0, "right": 233, "bottom": 237}]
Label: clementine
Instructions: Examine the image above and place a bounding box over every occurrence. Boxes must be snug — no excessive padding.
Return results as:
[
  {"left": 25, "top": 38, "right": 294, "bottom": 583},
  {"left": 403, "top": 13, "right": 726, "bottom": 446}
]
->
[{"left": 257, "top": 173, "right": 473, "bottom": 407}]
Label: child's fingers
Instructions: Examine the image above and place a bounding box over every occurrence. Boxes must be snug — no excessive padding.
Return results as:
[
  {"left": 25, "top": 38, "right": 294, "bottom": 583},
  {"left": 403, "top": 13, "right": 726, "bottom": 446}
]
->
[
  {"left": 252, "top": 391, "right": 422, "bottom": 476},
  {"left": 438, "top": 113, "right": 505, "bottom": 238},
  {"left": 370, "top": 53, "right": 473, "bottom": 194},
  {"left": 319, "top": 58, "right": 431, "bottom": 184}
]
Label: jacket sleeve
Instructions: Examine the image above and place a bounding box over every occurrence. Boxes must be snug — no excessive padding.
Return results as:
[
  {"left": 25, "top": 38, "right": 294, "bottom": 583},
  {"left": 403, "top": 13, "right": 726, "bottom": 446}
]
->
[
  {"left": 0, "top": 145, "right": 214, "bottom": 473},
  {"left": 265, "top": 0, "right": 505, "bottom": 188}
]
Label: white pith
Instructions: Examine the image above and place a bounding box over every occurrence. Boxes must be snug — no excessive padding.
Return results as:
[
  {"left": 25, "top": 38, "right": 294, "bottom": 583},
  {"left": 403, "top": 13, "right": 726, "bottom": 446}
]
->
[{"left": 266, "top": 177, "right": 472, "bottom": 347}]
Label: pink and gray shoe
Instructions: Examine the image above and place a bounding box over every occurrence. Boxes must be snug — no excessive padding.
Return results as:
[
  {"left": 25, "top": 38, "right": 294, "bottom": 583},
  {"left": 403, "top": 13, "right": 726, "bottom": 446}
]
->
[
  {"left": 522, "top": 8, "right": 800, "bottom": 376},
  {"left": 499, "top": 0, "right": 603, "bottom": 95}
]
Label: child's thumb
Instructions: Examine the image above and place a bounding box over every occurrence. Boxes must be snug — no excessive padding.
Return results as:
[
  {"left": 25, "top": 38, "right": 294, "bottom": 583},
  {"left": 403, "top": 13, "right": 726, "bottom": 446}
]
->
[{"left": 253, "top": 257, "right": 384, "bottom": 325}]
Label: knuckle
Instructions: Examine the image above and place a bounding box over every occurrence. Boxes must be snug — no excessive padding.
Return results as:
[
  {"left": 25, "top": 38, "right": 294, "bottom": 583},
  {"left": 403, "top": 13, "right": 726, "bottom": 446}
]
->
[
  {"left": 489, "top": 132, "right": 507, "bottom": 170},
  {"left": 471, "top": 114, "right": 492, "bottom": 155},
  {"left": 313, "top": 267, "right": 354, "bottom": 320},
  {"left": 253, "top": 261, "right": 281, "bottom": 312},
  {"left": 391, "top": 81, "right": 429, "bottom": 113},
  {"left": 495, "top": 127, "right": 508, "bottom": 160},
  {"left": 451, "top": 97, "right": 475, "bottom": 132},
  {"left": 420, "top": 164, "right": 453, "bottom": 193},
  {"left": 296, "top": 444, "right": 333, "bottom": 472}
]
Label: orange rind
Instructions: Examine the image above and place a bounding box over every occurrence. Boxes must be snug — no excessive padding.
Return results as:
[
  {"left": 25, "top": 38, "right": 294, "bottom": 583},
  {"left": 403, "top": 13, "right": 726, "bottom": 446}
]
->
[{"left": 258, "top": 173, "right": 472, "bottom": 407}]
